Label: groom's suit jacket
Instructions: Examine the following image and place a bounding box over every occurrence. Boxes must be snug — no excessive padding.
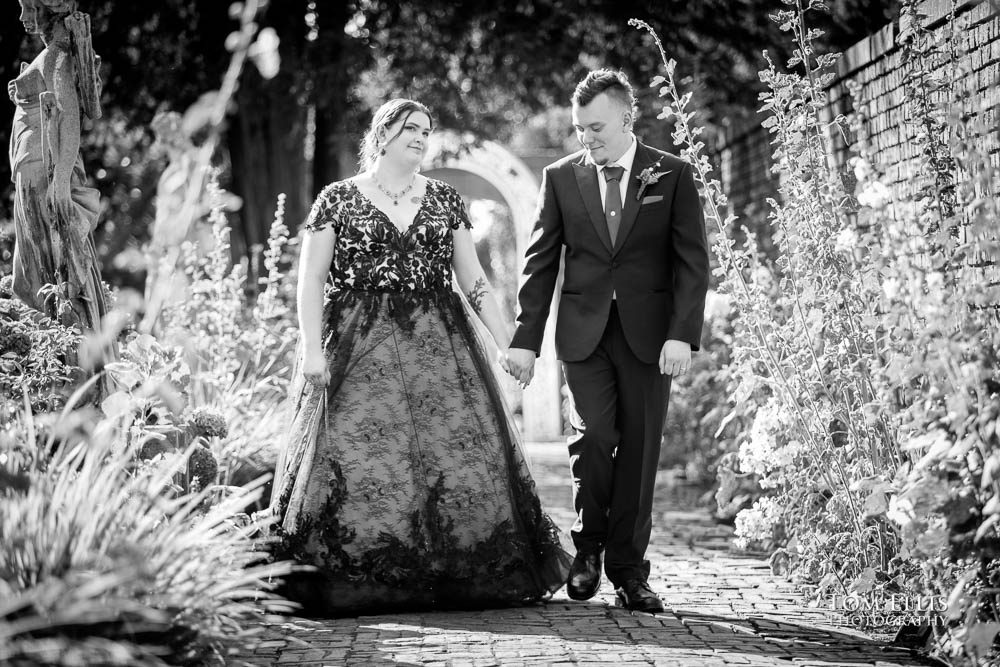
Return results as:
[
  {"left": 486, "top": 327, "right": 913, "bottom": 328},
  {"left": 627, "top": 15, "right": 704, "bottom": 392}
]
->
[{"left": 511, "top": 141, "right": 709, "bottom": 364}]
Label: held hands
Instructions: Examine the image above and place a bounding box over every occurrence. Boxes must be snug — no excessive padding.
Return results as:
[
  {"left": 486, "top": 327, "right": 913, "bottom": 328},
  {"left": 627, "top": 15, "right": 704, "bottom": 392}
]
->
[
  {"left": 504, "top": 347, "right": 536, "bottom": 388},
  {"left": 659, "top": 339, "right": 692, "bottom": 376},
  {"left": 302, "top": 347, "right": 330, "bottom": 387},
  {"left": 497, "top": 349, "right": 511, "bottom": 376},
  {"left": 503, "top": 341, "right": 689, "bottom": 383}
]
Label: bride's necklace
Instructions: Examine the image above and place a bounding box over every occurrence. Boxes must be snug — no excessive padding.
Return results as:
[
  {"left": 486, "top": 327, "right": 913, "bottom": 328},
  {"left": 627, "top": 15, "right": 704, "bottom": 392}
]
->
[{"left": 373, "top": 174, "right": 416, "bottom": 206}]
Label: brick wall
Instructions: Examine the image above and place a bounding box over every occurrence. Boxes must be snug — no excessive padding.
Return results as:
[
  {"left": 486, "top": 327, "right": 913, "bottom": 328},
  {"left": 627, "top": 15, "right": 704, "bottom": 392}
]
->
[
  {"left": 719, "top": 111, "right": 778, "bottom": 233},
  {"left": 719, "top": 0, "right": 1000, "bottom": 220}
]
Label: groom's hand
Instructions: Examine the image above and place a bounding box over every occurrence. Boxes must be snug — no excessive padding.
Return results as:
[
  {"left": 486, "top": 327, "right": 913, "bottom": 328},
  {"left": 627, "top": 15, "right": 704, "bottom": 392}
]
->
[
  {"left": 506, "top": 347, "right": 536, "bottom": 387},
  {"left": 659, "top": 339, "right": 691, "bottom": 376}
]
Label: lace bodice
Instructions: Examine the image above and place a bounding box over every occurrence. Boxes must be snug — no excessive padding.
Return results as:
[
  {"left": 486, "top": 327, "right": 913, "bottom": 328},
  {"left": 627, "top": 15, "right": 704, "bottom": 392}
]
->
[{"left": 304, "top": 178, "right": 472, "bottom": 293}]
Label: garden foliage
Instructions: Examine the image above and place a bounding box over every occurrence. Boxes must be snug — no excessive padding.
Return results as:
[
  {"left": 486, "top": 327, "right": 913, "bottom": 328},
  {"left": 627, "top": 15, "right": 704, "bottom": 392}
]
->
[
  {"left": 635, "top": 0, "right": 1000, "bottom": 662},
  {"left": 0, "top": 382, "right": 296, "bottom": 665},
  {"left": 0, "top": 190, "right": 299, "bottom": 666},
  {"left": 0, "top": 3, "right": 300, "bottom": 661},
  {"left": 155, "top": 186, "right": 297, "bottom": 491},
  {"left": 0, "top": 275, "right": 83, "bottom": 418}
]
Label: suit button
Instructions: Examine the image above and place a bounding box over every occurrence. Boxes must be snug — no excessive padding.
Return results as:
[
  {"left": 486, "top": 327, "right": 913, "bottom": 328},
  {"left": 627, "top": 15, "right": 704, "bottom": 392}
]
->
[{"left": 611, "top": 262, "right": 620, "bottom": 269}]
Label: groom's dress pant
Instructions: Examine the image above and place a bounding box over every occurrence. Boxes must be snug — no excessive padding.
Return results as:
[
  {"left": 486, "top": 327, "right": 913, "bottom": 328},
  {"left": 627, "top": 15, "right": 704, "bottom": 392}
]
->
[{"left": 562, "top": 302, "right": 671, "bottom": 586}]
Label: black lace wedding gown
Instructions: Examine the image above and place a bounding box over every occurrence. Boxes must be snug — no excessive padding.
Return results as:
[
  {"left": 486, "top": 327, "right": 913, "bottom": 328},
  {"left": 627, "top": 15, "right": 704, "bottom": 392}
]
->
[{"left": 268, "top": 178, "right": 572, "bottom": 614}]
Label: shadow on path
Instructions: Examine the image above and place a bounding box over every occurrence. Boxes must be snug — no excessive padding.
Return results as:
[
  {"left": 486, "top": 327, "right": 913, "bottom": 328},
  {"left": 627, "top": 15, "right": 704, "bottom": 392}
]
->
[
  {"left": 252, "top": 599, "right": 940, "bottom": 666},
  {"left": 244, "top": 443, "right": 942, "bottom": 666}
]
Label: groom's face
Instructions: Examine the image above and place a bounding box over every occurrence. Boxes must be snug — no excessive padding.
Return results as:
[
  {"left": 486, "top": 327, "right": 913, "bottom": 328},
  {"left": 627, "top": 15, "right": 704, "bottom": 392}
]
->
[{"left": 572, "top": 92, "right": 633, "bottom": 166}]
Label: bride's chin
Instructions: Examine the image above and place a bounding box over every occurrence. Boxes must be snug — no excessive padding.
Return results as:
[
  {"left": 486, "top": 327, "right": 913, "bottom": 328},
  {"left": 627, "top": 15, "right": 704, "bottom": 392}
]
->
[{"left": 395, "top": 154, "right": 423, "bottom": 169}]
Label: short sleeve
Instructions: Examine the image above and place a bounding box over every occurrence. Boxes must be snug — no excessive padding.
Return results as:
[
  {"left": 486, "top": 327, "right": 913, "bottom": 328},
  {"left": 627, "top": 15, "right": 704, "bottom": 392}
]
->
[
  {"left": 446, "top": 184, "right": 472, "bottom": 231},
  {"left": 303, "top": 184, "right": 340, "bottom": 233}
]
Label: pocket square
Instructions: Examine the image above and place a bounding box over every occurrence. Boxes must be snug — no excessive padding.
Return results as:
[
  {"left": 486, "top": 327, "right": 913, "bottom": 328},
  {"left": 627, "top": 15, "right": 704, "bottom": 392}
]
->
[{"left": 641, "top": 195, "right": 663, "bottom": 205}]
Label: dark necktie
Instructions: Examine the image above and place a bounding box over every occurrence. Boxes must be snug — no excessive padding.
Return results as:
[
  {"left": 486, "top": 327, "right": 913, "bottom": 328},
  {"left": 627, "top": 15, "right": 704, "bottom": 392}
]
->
[{"left": 603, "top": 165, "right": 624, "bottom": 245}]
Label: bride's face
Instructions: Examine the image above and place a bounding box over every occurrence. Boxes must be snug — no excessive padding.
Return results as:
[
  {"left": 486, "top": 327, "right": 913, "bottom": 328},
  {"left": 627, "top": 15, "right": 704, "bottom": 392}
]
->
[{"left": 380, "top": 111, "right": 432, "bottom": 168}]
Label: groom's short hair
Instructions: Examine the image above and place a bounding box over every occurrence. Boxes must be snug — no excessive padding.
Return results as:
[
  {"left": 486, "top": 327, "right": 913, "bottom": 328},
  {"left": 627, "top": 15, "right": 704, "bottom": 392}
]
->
[{"left": 572, "top": 69, "right": 638, "bottom": 119}]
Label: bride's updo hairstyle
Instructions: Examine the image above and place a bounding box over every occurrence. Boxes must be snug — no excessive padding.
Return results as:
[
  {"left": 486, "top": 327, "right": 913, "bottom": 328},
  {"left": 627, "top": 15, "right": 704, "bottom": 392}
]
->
[{"left": 358, "top": 98, "right": 433, "bottom": 172}]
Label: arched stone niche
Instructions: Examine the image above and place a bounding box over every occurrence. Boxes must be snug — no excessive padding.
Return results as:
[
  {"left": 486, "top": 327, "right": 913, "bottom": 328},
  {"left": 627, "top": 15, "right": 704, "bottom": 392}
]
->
[{"left": 424, "top": 133, "right": 563, "bottom": 442}]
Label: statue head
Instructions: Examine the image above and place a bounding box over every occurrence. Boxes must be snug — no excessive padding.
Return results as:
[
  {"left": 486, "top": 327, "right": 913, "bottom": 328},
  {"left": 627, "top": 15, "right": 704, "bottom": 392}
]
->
[
  {"left": 151, "top": 110, "right": 193, "bottom": 156},
  {"left": 18, "top": 0, "right": 77, "bottom": 34},
  {"left": 35, "top": 0, "right": 77, "bottom": 12}
]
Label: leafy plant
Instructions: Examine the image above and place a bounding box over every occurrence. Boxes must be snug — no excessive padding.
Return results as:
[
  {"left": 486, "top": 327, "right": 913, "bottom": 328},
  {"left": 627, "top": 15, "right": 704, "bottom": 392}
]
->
[
  {"left": 634, "top": 3, "right": 896, "bottom": 587},
  {"left": 635, "top": 0, "right": 1000, "bottom": 662},
  {"left": 661, "top": 289, "right": 748, "bottom": 489},
  {"left": 0, "top": 277, "right": 83, "bottom": 418},
  {"left": 0, "top": 388, "right": 296, "bottom": 666},
  {"left": 154, "top": 185, "right": 297, "bottom": 496}
]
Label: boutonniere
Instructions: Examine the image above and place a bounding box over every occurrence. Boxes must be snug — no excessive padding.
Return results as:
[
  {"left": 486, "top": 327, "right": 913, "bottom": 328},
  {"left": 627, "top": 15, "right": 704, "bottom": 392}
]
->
[{"left": 635, "top": 158, "right": 671, "bottom": 201}]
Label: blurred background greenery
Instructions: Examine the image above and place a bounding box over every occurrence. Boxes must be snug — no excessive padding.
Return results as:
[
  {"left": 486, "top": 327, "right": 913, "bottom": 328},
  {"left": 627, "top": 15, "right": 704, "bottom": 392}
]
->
[{"left": 0, "top": 0, "right": 898, "bottom": 291}]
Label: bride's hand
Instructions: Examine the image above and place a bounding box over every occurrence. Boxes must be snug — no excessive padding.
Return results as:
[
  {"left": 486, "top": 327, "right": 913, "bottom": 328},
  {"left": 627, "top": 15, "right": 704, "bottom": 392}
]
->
[
  {"left": 497, "top": 349, "right": 511, "bottom": 375},
  {"left": 302, "top": 348, "right": 330, "bottom": 386}
]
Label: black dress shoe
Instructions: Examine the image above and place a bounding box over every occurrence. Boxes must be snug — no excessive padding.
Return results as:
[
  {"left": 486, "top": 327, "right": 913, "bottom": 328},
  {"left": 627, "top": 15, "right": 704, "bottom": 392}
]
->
[
  {"left": 566, "top": 552, "right": 602, "bottom": 600},
  {"left": 614, "top": 579, "right": 665, "bottom": 613}
]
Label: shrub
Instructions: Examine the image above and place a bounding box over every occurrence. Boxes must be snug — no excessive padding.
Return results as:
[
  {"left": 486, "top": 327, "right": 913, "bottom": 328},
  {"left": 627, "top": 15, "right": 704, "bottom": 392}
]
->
[
  {"left": 0, "top": 399, "right": 296, "bottom": 665},
  {"left": 635, "top": 1, "right": 1000, "bottom": 662},
  {"left": 0, "top": 295, "right": 82, "bottom": 418},
  {"left": 157, "top": 188, "right": 298, "bottom": 493},
  {"left": 660, "top": 289, "right": 747, "bottom": 488}
]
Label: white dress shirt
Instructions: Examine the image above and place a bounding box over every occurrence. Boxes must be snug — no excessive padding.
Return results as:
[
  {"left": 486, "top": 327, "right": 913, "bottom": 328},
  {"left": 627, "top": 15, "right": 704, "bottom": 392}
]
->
[{"left": 595, "top": 136, "right": 638, "bottom": 210}]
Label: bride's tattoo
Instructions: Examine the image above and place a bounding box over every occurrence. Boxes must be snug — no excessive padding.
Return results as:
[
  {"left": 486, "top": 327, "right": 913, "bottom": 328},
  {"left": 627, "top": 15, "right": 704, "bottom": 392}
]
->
[{"left": 466, "top": 277, "right": 487, "bottom": 314}]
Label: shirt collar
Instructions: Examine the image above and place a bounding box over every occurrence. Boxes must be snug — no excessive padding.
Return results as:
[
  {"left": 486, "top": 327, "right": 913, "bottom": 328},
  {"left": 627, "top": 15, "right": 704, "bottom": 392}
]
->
[{"left": 594, "top": 135, "right": 638, "bottom": 175}]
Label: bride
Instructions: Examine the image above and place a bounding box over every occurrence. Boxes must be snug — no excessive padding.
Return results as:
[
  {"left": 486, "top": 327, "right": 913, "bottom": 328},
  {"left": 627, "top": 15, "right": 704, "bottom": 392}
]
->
[{"left": 268, "top": 98, "right": 571, "bottom": 614}]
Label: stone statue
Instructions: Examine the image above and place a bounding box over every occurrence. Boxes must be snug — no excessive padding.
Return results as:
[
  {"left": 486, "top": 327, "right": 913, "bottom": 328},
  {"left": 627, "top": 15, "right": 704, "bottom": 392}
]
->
[
  {"left": 141, "top": 110, "right": 202, "bottom": 333},
  {"left": 8, "top": 0, "right": 107, "bottom": 331},
  {"left": 140, "top": 100, "right": 241, "bottom": 334}
]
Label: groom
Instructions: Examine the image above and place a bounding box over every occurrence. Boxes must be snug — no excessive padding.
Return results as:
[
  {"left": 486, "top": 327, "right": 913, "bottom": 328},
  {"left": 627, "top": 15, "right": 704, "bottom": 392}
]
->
[{"left": 506, "top": 69, "right": 709, "bottom": 612}]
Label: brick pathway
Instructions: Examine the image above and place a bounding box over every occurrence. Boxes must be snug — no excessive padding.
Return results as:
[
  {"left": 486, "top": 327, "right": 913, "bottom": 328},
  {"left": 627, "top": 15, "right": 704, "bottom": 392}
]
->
[{"left": 243, "top": 443, "right": 939, "bottom": 666}]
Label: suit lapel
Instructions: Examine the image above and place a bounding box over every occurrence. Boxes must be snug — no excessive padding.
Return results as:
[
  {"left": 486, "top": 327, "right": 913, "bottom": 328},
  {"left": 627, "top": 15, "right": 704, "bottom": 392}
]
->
[
  {"left": 613, "top": 143, "right": 656, "bottom": 255},
  {"left": 572, "top": 160, "right": 614, "bottom": 254}
]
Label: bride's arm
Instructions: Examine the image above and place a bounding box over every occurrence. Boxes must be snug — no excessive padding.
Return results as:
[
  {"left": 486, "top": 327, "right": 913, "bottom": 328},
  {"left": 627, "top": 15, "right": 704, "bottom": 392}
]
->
[
  {"left": 297, "top": 224, "right": 336, "bottom": 385},
  {"left": 452, "top": 227, "right": 511, "bottom": 351}
]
